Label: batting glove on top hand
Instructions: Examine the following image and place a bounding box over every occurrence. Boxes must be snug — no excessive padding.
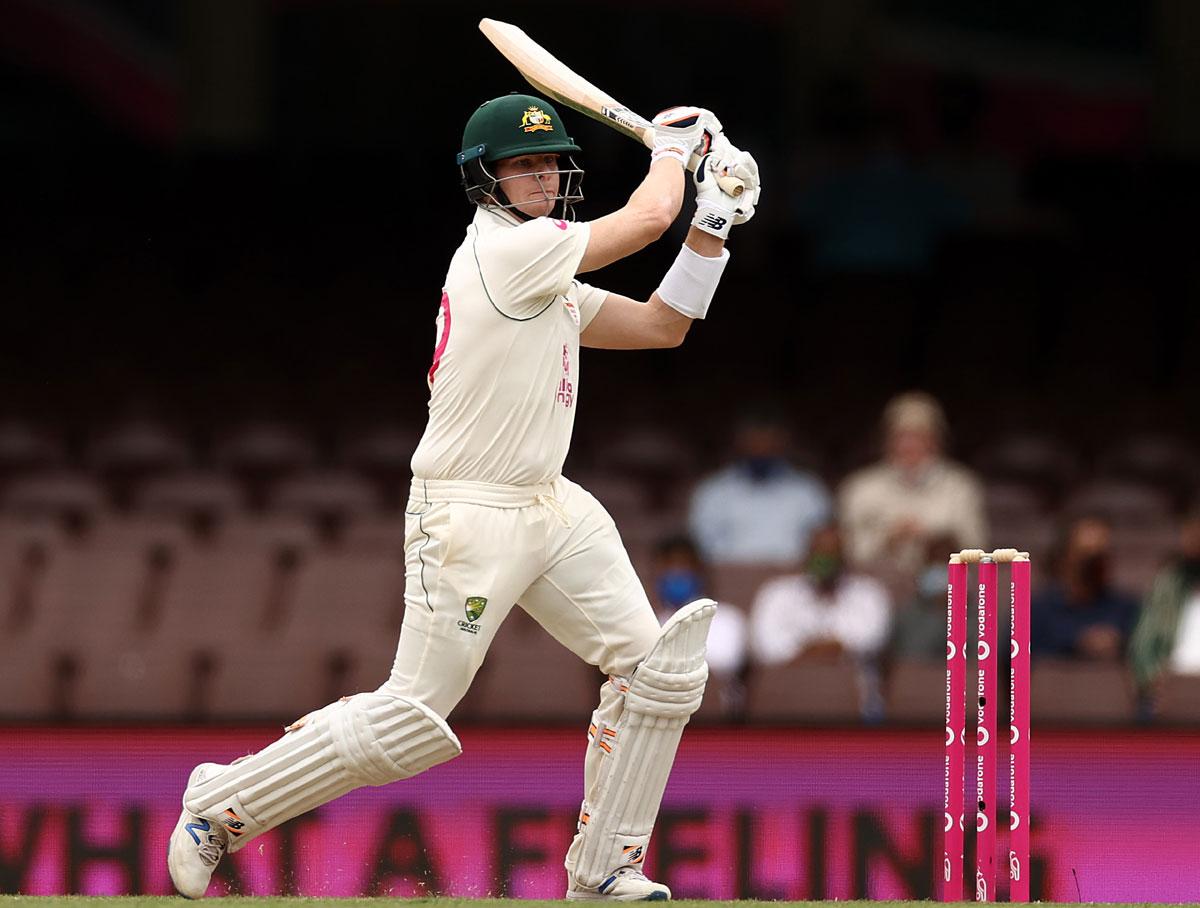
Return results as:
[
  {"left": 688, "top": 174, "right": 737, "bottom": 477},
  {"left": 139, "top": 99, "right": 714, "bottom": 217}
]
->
[
  {"left": 651, "top": 106, "right": 722, "bottom": 166},
  {"left": 691, "top": 148, "right": 761, "bottom": 239}
]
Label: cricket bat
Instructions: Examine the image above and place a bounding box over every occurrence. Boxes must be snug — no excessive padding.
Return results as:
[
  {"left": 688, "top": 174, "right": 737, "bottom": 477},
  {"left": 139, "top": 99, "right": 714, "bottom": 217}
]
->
[{"left": 478, "top": 18, "right": 744, "bottom": 198}]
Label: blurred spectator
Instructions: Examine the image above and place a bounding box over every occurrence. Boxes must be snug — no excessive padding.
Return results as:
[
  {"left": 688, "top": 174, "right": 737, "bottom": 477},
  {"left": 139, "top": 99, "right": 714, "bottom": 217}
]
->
[
  {"left": 749, "top": 524, "right": 891, "bottom": 717},
  {"left": 890, "top": 534, "right": 960, "bottom": 660},
  {"left": 839, "top": 392, "right": 987, "bottom": 576},
  {"left": 795, "top": 77, "right": 967, "bottom": 273},
  {"left": 1032, "top": 516, "right": 1139, "bottom": 661},
  {"left": 1128, "top": 514, "right": 1200, "bottom": 693},
  {"left": 650, "top": 534, "right": 747, "bottom": 686},
  {"left": 688, "top": 409, "right": 830, "bottom": 565}
]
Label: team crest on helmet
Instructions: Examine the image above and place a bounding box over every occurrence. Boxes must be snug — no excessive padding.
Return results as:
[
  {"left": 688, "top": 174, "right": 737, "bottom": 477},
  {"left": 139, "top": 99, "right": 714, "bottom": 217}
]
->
[
  {"left": 521, "top": 106, "right": 554, "bottom": 133},
  {"left": 465, "top": 597, "right": 488, "bottom": 622}
]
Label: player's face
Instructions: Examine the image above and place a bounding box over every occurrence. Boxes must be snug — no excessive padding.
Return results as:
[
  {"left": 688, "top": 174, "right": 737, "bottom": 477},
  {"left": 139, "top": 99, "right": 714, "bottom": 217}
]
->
[{"left": 494, "top": 154, "right": 562, "bottom": 218}]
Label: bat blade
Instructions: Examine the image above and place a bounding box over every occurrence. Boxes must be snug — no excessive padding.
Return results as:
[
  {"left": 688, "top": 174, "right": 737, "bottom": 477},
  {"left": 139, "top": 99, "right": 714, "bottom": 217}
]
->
[
  {"left": 478, "top": 18, "right": 744, "bottom": 198},
  {"left": 478, "top": 19, "right": 648, "bottom": 144}
]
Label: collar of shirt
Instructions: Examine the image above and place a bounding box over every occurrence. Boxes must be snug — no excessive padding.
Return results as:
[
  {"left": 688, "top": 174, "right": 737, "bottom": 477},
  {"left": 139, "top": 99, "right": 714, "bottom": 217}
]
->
[{"left": 473, "top": 205, "right": 521, "bottom": 233}]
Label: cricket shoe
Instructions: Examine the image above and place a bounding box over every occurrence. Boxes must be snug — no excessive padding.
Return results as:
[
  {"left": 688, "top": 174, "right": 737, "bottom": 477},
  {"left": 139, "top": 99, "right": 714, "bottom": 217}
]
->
[
  {"left": 567, "top": 866, "right": 671, "bottom": 901},
  {"left": 167, "top": 763, "right": 229, "bottom": 899}
]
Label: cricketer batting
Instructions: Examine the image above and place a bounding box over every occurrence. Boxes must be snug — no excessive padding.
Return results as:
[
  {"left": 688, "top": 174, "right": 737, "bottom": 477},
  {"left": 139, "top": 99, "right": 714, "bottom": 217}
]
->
[{"left": 167, "top": 92, "right": 760, "bottom": 901}]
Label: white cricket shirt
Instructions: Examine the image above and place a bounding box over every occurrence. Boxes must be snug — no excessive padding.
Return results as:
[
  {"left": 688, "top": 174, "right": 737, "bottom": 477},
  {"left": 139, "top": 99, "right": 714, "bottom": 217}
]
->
[{"left": 410, "top": 207, "right": 607, "bottom": 485}]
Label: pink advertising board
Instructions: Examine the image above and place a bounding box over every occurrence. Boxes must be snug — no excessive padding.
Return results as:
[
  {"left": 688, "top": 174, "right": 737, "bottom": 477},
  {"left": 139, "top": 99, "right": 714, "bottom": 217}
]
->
[{"left": 1, "top": 726, "right": 1196, "bottom": 901}]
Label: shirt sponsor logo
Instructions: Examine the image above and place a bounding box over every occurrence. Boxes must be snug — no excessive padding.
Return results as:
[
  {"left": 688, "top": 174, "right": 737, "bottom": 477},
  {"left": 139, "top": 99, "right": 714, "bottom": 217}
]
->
[{"left": 556, "top": 344, "right": 574, "bottom": 408}]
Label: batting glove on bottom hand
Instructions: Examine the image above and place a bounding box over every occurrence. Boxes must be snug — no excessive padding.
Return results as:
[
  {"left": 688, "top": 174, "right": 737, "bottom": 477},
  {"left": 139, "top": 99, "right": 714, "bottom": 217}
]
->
[
  {"left": 709, "top": 135, "right": 761, "bottom": 225},
  {"left": 691, "top": 148, "right": 761, "bottom": 239}
]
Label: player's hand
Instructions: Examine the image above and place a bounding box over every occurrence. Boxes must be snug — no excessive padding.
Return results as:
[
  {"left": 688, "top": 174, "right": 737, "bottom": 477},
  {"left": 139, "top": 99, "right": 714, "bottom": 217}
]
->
[
  {"left": 651, "top": 106, "right": 721, "bottom": 166},
  {"left": 690, "top": 149, "right": 761, "bottom": 238},
  {"left": 707, "top": 134, "right": 761, "bottom": 225}
]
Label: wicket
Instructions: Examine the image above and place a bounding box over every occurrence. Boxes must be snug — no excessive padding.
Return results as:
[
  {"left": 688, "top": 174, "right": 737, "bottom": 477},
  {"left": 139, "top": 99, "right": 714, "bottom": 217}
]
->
[{"left": 943, "top": 548, "right": 1031, "bottom": 902}]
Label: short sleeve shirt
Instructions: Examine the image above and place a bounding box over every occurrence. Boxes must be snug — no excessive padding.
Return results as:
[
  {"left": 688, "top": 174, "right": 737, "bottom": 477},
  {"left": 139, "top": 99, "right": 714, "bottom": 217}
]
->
[{"left": 410, "top": 207, "right": 607, "bottom": 485}]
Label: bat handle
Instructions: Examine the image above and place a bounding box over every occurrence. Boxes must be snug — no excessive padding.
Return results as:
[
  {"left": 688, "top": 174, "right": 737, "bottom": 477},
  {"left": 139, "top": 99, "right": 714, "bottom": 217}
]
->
[
  {"left": 685, "top": 150, "right": 745, "bottom": 198},
  {"left": 716, "top": 174, "right": 745, "bottom": 198}
]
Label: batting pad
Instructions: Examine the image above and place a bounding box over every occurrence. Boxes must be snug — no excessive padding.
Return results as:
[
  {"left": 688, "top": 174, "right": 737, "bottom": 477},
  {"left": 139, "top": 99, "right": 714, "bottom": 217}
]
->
[
  {"left": 183, "top": 692, "right": 460, "bottom": 852},
  {"left": 568, "top": 599, "right": 715, "bottom": 887}
]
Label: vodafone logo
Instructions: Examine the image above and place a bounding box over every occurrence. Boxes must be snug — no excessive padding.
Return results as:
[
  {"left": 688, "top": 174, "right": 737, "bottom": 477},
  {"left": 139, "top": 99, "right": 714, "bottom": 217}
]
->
[
  {"left": 1011, "top": 809, "right": 1022, "bottom": 831},
  {"left": 977, "top": 812, "right": 989, "bottom": 832},
  {"left": 946, "top": 726, "right": 955, "bottom": 746},
  {"left": 944, "top": 811, "right": 954, "bottom": 832},
  {"left": 1011, "top": 639, "right": 1020, "bottom": 658},
  {"left": 977, "top": 640, "right": 991, "bottom": 660},
  {"left": 947, "top": 640, "right": 957, "bottom": 660},
  {"left": 977, "top": 726, "right": 990, "bottom": 746},
  {"left": 1011, "top": 724, "right": 1020, "bottom": 745}
]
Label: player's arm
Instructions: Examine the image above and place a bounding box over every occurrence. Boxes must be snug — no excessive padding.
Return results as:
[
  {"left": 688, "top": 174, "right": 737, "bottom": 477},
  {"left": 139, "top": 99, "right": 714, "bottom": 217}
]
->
[
  {"left": 580, "top": 230, "right": 723, "bottom": 349},
  {"left": 577, "top": 107, "right": 714, "bottom": 274},
  {"left": 581, "top": 146, "right": 761, "bottom": 350}
]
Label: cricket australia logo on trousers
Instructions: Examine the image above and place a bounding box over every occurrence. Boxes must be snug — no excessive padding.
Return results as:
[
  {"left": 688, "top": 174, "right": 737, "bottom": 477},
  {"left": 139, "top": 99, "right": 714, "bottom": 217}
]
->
[{"left": 458, "top": 597, "right": 487, "bottom": 634}]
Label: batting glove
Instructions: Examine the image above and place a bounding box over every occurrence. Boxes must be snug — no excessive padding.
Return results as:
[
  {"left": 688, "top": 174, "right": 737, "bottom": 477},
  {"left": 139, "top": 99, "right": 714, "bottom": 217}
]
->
[
  {"left": 691, "top": 149, "right": 760, "bottom": 238},
  {"left": 707, "top": 134, "right": 761, "bottom": 225},
  {"left": 651, "top": 106, "right": 722, "bottom": 166}
]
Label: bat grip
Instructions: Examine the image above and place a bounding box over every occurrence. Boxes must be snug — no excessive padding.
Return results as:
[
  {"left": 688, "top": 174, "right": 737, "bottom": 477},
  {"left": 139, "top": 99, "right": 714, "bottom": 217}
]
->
[{"left": 716, "top": 175, "right": 745, "bottom": 198}]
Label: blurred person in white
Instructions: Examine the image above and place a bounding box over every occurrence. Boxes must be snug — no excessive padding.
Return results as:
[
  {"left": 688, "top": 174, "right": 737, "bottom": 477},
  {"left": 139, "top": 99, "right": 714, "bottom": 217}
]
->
[
  {"left": 166, "top": 94, "right": 762, "bottom": 902},
  {"left": 1129, "top": 513, "right": 1200, "bottom": 702},
  {"left": 749, "top": 523, "right": 892, "bottom": 718},
  {"left": 688, "top": 407, "right": 831, "bottom": 564},
  {"left": 839, "top": 392, "right": 986, "bottom": 576},
  {"left": 651, "top": 534, "right": 748, "bottom": 714}
]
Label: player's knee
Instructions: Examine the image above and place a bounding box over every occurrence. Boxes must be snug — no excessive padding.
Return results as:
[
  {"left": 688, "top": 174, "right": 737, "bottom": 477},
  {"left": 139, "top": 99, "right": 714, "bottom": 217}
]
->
[{"left": 332, "top": 691, "right": 462, "bottom": 786}]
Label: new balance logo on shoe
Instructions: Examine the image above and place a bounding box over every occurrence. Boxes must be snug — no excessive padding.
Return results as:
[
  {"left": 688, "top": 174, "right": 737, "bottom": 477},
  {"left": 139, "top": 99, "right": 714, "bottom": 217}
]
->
[{"left": 184, "top": 817, "right": 212, "bottom": 845}]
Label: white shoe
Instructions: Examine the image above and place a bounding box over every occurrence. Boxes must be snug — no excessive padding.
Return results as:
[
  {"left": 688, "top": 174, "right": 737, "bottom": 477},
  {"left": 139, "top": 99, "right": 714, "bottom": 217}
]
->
[
  {"left": 567, "top": 866, "right": 671, "bottom": 901},
  {"left": 167, "top": 764, "right": 229, "bottom": 898}
]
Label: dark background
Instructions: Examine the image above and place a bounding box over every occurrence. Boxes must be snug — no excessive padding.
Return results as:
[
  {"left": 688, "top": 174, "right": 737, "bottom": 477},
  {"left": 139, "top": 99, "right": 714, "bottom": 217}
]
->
[{"left": 4, "top": 0, "right": 1198, "bottom": 472}]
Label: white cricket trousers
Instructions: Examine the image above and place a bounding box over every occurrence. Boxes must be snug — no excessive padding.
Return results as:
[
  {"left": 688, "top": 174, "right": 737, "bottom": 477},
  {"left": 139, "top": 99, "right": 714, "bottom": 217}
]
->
[{"left": 379, "top": 476, "right": 662, "bottom": 720}]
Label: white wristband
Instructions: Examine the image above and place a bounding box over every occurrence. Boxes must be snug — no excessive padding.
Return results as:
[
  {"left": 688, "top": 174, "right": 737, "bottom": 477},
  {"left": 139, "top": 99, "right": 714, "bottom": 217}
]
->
[
  {"left": 656, "top": 243, "right": 730, "bottom": 320},
  {"left": 651, "top": 145, "right": 688, "bottom": 166}
]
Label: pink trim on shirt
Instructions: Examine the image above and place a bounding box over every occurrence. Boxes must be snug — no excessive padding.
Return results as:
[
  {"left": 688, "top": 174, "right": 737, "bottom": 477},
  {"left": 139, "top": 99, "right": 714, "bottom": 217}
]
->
[{"left": 427, "top": 291, "right": 451, "bottom": 385}]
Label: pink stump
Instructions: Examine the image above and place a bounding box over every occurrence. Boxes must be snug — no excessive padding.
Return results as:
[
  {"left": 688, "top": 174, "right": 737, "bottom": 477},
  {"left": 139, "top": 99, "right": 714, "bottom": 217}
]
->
[
  {"left": 976, "top": 557, "right": 998, "bottom": 901},
  {"left": 944, "top": 556, "right": 967, "bottom": 900},
  {"left": 1009, "top": 557, "right": 1032, "bottom": 901}
]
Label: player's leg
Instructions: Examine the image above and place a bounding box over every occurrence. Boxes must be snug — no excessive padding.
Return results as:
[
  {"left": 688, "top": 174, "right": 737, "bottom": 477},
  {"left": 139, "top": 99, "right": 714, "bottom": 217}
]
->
[
  {"left": 168, "top": 499, "right": 537, "bottom": 898},
  {"left": 168, "top": 692, "right": 460, "bottom": 897},
  {"left": 378, "top": 498, "right": 546, "bottom": 714},
  {"left": 519, "top": 479, "right": 715, "bottom": 901}
]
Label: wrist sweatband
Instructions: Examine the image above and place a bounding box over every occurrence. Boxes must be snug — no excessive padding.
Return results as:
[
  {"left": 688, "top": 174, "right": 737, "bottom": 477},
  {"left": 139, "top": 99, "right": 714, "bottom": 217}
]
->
[
  {"left": 651, "top": 145, "right": 689, "bottom": 165},
  {"left": 656, "top": 243, "right": 730, "bottom": 320}
]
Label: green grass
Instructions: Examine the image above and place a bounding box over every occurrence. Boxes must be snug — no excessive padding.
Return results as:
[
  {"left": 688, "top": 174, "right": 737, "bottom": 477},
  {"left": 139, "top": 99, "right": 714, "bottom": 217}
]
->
[{"left": 4, "top": 900, "right": 1200, "bottom": 908}]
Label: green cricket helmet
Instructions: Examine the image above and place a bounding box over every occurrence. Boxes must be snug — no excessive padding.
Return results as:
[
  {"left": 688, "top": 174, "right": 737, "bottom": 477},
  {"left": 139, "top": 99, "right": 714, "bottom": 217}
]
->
[{"left": 457, "top": 93, "right": 584, "bottom": 218}]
